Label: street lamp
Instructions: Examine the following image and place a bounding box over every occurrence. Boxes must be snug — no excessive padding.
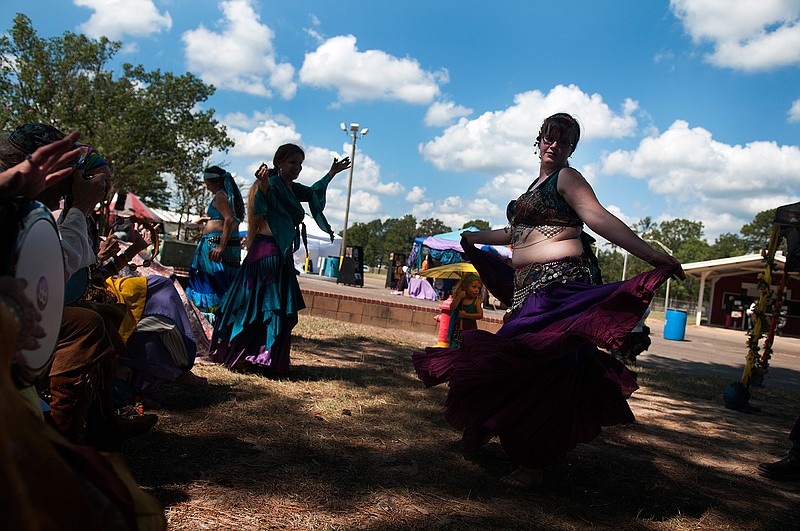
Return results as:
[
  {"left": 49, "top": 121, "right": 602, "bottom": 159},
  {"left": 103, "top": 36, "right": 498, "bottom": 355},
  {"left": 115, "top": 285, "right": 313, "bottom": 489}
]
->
[{"left": 338, "top": 122, "right": 368, "bottom": 270}]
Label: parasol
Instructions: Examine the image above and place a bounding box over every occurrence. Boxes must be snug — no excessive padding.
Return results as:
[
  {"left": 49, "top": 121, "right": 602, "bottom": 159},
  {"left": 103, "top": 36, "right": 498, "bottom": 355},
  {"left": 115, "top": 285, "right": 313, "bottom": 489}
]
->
[{"left": 416, "top": 262, "right": 477, "bottom": 280}]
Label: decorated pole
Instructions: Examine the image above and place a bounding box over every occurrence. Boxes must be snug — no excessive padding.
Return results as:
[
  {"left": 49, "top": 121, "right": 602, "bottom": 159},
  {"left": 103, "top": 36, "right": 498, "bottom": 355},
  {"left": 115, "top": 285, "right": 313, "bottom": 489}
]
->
[{"left": 740, "top": 224, "right": 782, "bottom": 387}]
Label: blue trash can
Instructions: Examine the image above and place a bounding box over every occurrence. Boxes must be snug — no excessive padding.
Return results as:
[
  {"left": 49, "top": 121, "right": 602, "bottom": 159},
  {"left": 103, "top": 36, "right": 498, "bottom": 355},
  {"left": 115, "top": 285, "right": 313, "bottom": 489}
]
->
[{"left": 663, "top": 309, "right": 687, "bottom": 341}]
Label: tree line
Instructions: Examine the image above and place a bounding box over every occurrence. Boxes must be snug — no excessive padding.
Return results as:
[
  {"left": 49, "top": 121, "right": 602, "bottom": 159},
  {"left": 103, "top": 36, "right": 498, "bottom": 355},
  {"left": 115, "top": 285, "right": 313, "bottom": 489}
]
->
[
  {"left": 345, "top": 210, "right": 780, "bottom": 304},
  {"left": 1, "top": 14, "right": 231, "bottom": 221}
]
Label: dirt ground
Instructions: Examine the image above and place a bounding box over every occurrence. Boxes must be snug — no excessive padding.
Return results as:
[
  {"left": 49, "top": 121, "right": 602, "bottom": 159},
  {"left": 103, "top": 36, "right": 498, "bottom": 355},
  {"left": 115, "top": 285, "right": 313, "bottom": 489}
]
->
[{"left": 124, "top": 315, "right": 800, "bottom": 530}]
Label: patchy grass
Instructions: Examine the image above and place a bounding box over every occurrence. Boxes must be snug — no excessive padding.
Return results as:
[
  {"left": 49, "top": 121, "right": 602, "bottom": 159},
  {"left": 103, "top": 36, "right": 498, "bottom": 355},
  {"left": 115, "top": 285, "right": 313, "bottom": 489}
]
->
[{"left": 124, "top": 315, "right": 800, "bottom": 530}]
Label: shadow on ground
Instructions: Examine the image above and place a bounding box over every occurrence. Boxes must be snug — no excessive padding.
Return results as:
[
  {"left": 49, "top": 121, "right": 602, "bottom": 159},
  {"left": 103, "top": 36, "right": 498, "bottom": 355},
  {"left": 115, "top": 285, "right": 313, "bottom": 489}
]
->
[{"left": 123, "top": 332, "right": 800, "bottom": 530}]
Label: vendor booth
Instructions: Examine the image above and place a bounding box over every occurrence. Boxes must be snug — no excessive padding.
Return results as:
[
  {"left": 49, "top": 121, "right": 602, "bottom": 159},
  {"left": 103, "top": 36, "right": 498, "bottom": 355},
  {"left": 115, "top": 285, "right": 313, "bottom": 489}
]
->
[
  {"left": 408, "top": 227, "right": 512, "bottom": 269},
  {"left": 292, "top": 213, "right": 343, "bottom": 274}
]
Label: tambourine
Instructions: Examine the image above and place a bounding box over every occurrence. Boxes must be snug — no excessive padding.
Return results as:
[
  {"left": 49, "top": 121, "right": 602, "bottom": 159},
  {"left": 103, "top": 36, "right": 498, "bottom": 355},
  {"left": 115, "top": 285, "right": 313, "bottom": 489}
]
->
[{"left": 0, "top": 200, "right": 65, "bottom": 375}]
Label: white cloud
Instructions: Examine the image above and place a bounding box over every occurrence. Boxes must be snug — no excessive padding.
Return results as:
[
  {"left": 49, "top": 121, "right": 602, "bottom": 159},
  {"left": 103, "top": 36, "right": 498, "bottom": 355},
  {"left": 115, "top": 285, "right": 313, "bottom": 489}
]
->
[
  {"left": 298, "top": 35, "right": 446, "bottom": 104},
  {"left": 225, "top": 115, "right": 302, "bottom": 158},
  {"left": 219, "top": 111, "right": 404, "bottom": 229},
  {"left": 75, "top": 0, "right": 172, "bottom": 40},
  {"left": 422, "top": 84, "right": 639, "bottom": 186},
  {"left": 182, "top": 0, "right": 297, "bottom": 98},
  {"left": 602, "top": 119, "right": 800, "bottom": 236},
  {"left": 405, "top": 186, "right": 427, "bottom": 203},
  {"left": 325, "top": 142, "right": 403, "bottom": 197},
  {"left": 325, "top": 188, "right": 383, "bottom": 224},
  {"left": 789, "top": 99, "right": 800, "bottom": 122},
  {"left": 411, "top": 195, "right": 504, "bottom": 231},
  {"left": 424, "top": 100, "right": 473, "bottom": 127},
  {"left": 670, "top": 0, "right": 800, "bottom": 71}
]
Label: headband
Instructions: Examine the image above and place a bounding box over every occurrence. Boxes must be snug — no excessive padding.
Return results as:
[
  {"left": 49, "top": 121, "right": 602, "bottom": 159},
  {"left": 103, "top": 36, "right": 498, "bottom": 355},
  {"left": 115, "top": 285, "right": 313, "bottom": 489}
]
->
[
  {"left": 8, "top": 124, "right": 107, "bottom": 170},
  {"left": 75, "top": 144, "right": 108, "bottom": 171},
  {"left": 462, "top": 273, "right": 481, "bottom": 285}
]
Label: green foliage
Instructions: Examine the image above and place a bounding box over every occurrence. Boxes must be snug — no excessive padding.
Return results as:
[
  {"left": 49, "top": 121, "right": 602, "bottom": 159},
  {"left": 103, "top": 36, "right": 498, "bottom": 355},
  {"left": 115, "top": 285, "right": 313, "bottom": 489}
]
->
[
  {"left": 651, "top": 218, "right": 704, "bottom": 255},
  {"left": 344, "top": 215, "right": 419, "bottom": 269},
  {"left": 462, "top": 219, "right": 491, "bottom": 231},
  {"left": 741, "top": 208, "right": 777, "bottom": 253},
  {"left": 709, "top": 232, "right": 747, "bottom": 259},
  {"left": 0, "top": 14, "right": 233, "bottom": 210},
  {"left": 416, "top": 218, "right": 451, "bottom": 237},
  {"left": 344, "top": 219, "right": 385, "bottom": 268}
]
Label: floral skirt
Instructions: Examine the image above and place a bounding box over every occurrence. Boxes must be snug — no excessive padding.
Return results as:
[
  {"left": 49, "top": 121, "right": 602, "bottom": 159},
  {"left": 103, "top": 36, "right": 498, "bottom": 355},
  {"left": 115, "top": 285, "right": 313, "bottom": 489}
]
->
[{"left": 412, "top": 247, "right": 678, "bottom": 469}]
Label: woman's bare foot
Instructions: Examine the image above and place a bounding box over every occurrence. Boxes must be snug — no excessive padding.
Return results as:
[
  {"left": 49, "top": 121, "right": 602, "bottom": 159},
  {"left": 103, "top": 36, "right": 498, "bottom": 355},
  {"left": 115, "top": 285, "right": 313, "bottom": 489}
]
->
[
  {"left": 501, "top": 467, "right": 543, "bottom": 488},
  {"left": 175, "top": 370, "right": 208, "bottom": 387}
]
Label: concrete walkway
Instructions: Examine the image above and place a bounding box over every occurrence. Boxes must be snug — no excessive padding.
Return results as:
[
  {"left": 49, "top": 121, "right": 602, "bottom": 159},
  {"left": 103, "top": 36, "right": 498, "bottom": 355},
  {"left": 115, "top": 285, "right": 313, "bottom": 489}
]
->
[{"left": 298, "top": 272, "right": 800, "bottom": 391}]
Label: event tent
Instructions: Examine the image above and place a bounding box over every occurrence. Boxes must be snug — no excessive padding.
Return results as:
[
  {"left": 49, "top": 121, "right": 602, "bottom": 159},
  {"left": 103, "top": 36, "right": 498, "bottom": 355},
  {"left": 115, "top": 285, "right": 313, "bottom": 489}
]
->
[
  {"left": 291, "top": 214, "right": 342, "bottom": 273},
  {"left": 109, "top": 192, "right": 163, "bottom": 223},
  {"left": 409, "top": 226, "right": 512, "bottom": 268}
]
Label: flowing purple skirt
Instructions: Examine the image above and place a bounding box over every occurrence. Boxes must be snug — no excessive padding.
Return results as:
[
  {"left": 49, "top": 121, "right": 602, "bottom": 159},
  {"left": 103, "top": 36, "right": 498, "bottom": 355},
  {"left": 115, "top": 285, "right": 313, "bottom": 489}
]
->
[
  {"left": 209, "top": 236, "right": 302, "bottom": 377},
  {"left": 412, "top": 244, "right": 678, "bottom": 469}
]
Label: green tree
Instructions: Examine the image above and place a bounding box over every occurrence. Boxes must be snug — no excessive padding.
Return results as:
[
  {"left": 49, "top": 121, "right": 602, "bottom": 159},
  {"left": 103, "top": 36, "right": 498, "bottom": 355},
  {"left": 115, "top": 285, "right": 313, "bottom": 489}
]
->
[
  {"left": 345, "top": 219, "right": 385, "bottom": 268},
  {"left": 709, "top": 232, "right": 747, "bottom": 259},
  {"left": 462, "top": 219, "right": 492, "bottom": 231},
  {"left": 343, "top": 216, "right": 419, "bottom": 271},
  {"left": 741, "top": 209, "right": 777, "bottom": 253},
  {"left": 653, "top": 218, "right": 704, "bottom": 257},
  {"left": 382, "top": 215, "right": 418, "bottom": 260},
  {"left": 0, "top": 14, "right": 233, "bottom": 209},
  {"left": 416, "top": 218, "right": 451, "bottom": 237}
]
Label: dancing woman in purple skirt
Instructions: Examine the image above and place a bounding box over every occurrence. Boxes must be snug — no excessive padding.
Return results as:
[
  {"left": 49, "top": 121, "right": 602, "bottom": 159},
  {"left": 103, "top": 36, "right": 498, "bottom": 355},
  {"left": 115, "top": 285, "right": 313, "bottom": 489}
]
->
[{"left": 412, "top": 113, "right": 684, "bottom": 487}]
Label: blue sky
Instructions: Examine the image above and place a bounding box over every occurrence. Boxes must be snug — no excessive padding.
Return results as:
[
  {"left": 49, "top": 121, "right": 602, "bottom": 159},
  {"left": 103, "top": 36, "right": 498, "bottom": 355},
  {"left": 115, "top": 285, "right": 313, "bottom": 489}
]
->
[{"left": 7, "top": 0, "right": 800, "bottom": 244}]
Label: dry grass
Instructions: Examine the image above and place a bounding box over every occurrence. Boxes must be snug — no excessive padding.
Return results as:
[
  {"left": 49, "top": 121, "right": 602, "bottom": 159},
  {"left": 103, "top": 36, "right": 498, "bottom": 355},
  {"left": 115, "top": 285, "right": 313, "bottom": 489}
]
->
[{"left": 124, "top": 315, "right": 800, "bottom": 530}]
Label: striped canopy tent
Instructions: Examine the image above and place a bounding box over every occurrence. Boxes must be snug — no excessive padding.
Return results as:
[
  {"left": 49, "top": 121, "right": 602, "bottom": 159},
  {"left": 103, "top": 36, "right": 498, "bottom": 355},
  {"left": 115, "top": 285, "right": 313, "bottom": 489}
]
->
[{"left": 109, "top": 192, "right": 163, "bottom": 223}]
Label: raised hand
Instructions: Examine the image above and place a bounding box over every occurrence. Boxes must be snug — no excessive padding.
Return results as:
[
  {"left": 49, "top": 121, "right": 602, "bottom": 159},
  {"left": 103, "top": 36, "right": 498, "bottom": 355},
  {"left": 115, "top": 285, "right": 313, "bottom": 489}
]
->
[
  {"left": 0, "top": 130, "right": 81, "bottom": 200},
  {"left": 328, "top": 157, "right": 351, "bottom": 177}
]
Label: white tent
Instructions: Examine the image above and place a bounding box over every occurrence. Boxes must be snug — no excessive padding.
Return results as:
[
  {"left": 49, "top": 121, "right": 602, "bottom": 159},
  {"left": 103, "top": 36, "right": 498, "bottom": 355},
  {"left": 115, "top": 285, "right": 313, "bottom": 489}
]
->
[{"left": 293, "top": 214, "right": 342, "bottom": 273}]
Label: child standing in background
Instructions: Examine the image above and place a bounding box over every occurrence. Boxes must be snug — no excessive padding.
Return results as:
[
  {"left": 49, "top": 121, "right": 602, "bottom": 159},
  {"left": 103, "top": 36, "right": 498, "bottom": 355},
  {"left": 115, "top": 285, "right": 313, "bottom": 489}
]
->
[{"left": 448, "top": 274, "right": 484, "bottom": 348}]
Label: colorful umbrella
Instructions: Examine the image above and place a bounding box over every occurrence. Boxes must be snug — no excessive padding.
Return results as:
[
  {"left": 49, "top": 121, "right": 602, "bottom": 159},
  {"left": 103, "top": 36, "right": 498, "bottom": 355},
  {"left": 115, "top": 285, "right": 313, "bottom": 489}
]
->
[{"left": 416, "top": 262, "right": 477, "bottom": 280}]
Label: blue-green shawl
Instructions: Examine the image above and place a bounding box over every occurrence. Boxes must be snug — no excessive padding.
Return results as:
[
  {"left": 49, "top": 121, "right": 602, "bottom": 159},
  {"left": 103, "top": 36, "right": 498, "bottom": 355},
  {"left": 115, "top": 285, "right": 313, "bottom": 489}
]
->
[{"left": 253, "top": 170, "right": 334, "bottom": 258}]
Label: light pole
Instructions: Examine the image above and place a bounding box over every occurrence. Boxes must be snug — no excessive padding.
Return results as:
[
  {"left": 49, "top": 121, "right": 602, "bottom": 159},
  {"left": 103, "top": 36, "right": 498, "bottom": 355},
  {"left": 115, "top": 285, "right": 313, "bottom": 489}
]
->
[{"left": 338, "top": 122, "right": 368, "bottom": 269}]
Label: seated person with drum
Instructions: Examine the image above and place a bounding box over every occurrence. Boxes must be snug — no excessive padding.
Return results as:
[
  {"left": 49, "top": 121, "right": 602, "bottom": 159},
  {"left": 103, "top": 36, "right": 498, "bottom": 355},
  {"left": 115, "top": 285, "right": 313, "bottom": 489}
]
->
[
  {"left": 93, "top": 228, "right": 208, "bottom": 404},
  {"left": 0, "top": 142, "right": 168, "bottom": 530},
  {"left": 0, "top": 123, "right": 157, "bottom": 450}
]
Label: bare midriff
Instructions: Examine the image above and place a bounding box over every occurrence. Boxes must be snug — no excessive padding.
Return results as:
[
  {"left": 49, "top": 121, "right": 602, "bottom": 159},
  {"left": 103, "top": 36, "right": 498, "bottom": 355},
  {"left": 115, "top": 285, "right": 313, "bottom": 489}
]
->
[
  {"left": 511, "top": 225, "right": 583, "bottom": 268},
  {"left": 203, "top": 219, "right": 225, "bottom": 235}
]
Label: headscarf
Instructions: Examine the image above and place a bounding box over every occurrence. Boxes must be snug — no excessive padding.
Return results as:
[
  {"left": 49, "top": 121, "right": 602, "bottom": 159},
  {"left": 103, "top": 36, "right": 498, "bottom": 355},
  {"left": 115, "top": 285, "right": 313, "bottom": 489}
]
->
[
  {"left": 6, "top": 124, "right": 107, "bottom": 170},
  {"left": 7, "top": 123, "right": 66, "bottom": 153},
  {"left": 204, "top": 169, "right": 244, "bottom": 223},
  {"left": 75, "top": 144, "right": 108, "bottom": 171}
]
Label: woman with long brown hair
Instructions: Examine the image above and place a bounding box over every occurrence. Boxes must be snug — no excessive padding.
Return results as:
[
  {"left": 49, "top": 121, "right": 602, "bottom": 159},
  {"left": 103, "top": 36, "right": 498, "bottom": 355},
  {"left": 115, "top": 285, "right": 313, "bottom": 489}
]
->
[{"left": 210, "top": 144, "right": 349, "bottom": 377}]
